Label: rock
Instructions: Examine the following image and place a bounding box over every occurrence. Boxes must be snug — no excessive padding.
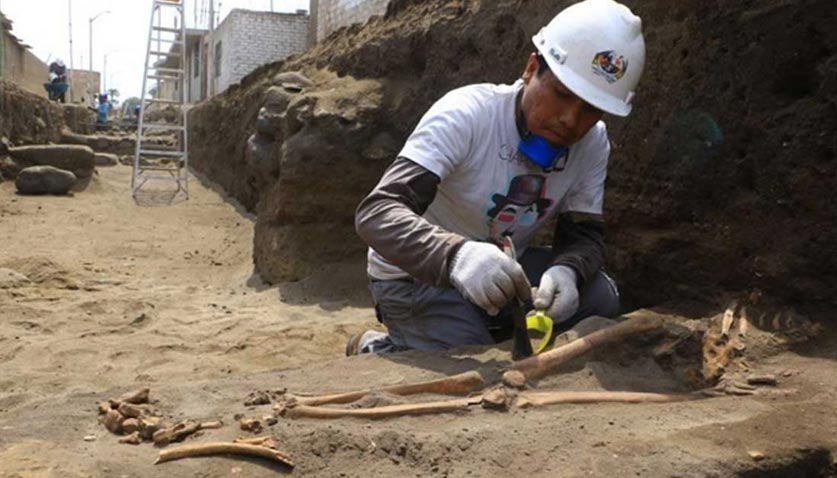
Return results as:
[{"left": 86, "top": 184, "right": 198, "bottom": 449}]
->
[
  {"left": 746, "top": 374, "right": 778, "bottom": 386},
  {"left": 263, "top": 414, "right": 278, "bottom": 426},
  {"left": 245, "top": 134, "right": 279, "bottom": 189},
  {"left": 748, "top": 450, "right": 765, "bottom": 461},
  {"left": 8, "top": 144, "right": 95, "bottom": 178},
  {"left": 244, "top": 391, "right": 272, "bottom": 406},
  {"left": 60, "top": 131, "right": 136, "bottom": 156},
  {"left": 83, "top": 435, "right": 97, "bottom": 442},
  {"left": 0, "top": 268, "right": 31, "bottom": 289},
  {"left": 15, "top": 166, "right": 77, "bottom": 195},
  {"left": 93, "top": 153, "right": 119, "bottom": 166},
  {"left": 271, "top": 71, "right": 314, "bottom": 91}
]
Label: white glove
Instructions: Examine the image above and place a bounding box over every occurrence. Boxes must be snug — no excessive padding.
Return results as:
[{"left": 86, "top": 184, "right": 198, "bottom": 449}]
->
[
  {"left": 533, "top": 265, "right": 579, "bottom": 323},
  {"left": 449, "top": 241, "right": 531, "bottom": 316}
]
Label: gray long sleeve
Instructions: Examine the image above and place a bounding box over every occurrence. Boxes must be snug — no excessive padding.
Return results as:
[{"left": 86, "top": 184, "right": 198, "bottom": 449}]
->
[{"left": 355, "top": 157, "right": 467, "bottom": 287}]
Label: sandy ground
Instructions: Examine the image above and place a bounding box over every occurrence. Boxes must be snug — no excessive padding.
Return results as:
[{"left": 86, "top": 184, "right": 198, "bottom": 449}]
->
[{"left": 1, "top": 165, "right": 835, "bottom": 478}]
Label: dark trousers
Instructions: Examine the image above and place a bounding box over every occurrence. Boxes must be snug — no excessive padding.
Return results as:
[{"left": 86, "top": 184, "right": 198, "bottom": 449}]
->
[{"left": 366, "top": 247, "right": 620, "bottom": 352}]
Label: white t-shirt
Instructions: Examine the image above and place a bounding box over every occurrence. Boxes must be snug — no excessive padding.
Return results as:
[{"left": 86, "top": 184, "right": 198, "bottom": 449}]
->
[{"left": 368, "top": 80, "right": 610, "bottom": 280}]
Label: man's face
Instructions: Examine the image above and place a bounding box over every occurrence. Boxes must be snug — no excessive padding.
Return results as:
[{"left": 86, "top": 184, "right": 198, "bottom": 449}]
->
[{"left": 520, "top": 53, "right": 604, "bottom": 146}]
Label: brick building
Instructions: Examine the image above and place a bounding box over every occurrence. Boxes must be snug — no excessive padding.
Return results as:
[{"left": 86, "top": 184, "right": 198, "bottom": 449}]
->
[{"left": 164, "top": 9, "right": 309, "bottom": 103}]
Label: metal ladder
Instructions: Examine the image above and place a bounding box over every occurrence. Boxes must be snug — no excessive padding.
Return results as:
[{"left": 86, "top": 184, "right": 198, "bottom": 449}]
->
[{"left": 132, "top": 0, "right": 189, "bottom": 199}]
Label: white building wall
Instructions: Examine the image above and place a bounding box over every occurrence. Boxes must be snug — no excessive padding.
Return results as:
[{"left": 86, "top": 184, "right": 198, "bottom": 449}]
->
[
  {"left": 209, "top": 9, "right": 309, "bottom": 96},
  {"left": 315, "top": 0, "right": 389, "bottom": 42},
  {"left": 185, "top": 35, "right": 204, "bottom": 103}
]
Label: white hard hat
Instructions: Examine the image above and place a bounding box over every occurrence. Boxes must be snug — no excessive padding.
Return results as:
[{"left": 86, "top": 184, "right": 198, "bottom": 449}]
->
[{"left": 533, "top": 0, "right": 645, "bottom": 117}]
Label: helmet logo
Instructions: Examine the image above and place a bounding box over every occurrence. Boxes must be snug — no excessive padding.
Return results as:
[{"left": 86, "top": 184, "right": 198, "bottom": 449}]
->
[{"left": 591, "top": 50, "right": 628, "bottom": 84}]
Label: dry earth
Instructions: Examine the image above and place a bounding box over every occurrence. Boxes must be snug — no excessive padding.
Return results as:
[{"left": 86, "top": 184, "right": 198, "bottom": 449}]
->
[{"left": 1, "top": 165, "right": 835, "bottom": 478}]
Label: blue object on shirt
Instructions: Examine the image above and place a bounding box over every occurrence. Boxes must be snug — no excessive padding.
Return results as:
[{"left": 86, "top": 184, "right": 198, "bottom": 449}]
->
[{"left": 518, "top": 134, "right": 568, "bottom": 171}]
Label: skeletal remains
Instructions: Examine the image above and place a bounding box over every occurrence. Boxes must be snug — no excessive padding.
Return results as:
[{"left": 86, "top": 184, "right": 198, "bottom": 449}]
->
[
  {"left": 93, "top": 307, "right": 800, "bottom": 467},
  {"left": 274, "top": 313, "right": 696, "bottom": 420}
]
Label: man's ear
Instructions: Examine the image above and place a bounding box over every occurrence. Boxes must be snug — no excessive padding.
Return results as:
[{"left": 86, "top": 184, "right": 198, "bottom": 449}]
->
[{"left": 522, "top": 52, "right": 539, "bottom": 85}]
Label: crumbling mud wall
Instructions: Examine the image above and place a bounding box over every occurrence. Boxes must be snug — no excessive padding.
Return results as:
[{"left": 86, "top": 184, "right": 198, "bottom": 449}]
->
[
  {"left": 0, "top": 80, "right": 95, "bottom": 144},
  {"left": 188, "top": 0, "right": 836, "bottom": 315},
  {"left": 0, "top": 79, "right": 65, "bottom": 144}
]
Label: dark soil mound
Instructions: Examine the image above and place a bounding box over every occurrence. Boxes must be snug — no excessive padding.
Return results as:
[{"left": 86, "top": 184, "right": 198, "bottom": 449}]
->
[{"left": 188, "top": 0, "right": 837, "bottom": 318}]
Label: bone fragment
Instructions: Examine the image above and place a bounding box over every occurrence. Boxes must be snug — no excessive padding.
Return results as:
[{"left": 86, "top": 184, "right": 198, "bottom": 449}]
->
[
  {"left": 234, "top": 436, "right": 276, "bottom": 447},
  {"left": 119, "top": 431, "right": 141, "bottom": 445},
  {"left": 153, "top": 420, "right": 200, "bottom": 446},
  {"left": 282, "top": 396, "right": 481, "bottom": 420},
  {"left": 738, "top": 307, "right": 750, "bottom": 337},
  {"left": 155, "top": 442, "right": 294, "bottom": 468},
  {"left": 199, "top": 420, "right": 224, "bottom": 430},
  {"left": 118, "top": 403, "right": 143, "bottom": 419},
  {"left": 102, "top": 409, "right": 125, "bottom": 434},
  {"left": 721, "top": 305, "right": 736, "bottom": 337},
  {"left": 117, "top": 388, "right": 150, "bottom": 405},
  {"left": 240, "top": 417, "right": 263, "bottom": 433},
  {"left": 507, "top": 314, "right": 663, "bottom": 381},
  {"left": 481, "top": 388, "right": 512, "bottom": 411},
  {"left": 282, "top": 371, "right": 487, "bottom": 407},
  {"left": 516, "top": 390, "right": 693, "bottom": 408},
  {"left": 122, "top": 418, "right": 140, "bottom": 435},
  {"left": 139, "top": 416, "right": 164, "bottom": 440},
  {"left": 501, "top": 370, "right": 526, "bottom": 389}
]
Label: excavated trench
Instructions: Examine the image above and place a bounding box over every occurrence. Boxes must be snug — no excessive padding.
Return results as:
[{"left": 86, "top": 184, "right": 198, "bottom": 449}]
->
[{"left": 187, "top": 0, "right": 836, "bottom": 330}]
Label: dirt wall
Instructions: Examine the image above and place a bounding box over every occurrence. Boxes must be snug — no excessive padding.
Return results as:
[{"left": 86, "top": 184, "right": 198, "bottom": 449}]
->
[
  {"left": 0, "top": 79, "right": 65, "bottom": 144},
  {"left": 188, "top": 0, "right": 836, "bottom": 314}
]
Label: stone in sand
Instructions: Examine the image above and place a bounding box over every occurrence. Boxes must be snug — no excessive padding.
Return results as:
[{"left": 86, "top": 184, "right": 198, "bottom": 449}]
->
[
  {"left": 9, "top": 144, "right": 95, "bottom": 178},
  {"left": 15, "top": 166, "right": 77, "bottom": 195}
]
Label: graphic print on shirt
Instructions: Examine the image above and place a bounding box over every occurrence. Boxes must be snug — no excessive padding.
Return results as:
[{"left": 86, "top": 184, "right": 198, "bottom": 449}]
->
[{"left": 486, "top": 174, "right": 554, "bottom": 242}]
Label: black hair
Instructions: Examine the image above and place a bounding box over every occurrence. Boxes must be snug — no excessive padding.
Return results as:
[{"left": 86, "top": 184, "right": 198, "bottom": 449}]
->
[{"left": 536, "top": 53, "right": 550, "bottom": 76}]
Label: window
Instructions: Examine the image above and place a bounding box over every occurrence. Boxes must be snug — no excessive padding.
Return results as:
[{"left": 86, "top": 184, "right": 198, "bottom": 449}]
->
[
  {"left": 192, "top": 47, "right": 199, "bottom": 78},
  {"left": 213, "top": 41, "right": 222, "bottom": 78}
]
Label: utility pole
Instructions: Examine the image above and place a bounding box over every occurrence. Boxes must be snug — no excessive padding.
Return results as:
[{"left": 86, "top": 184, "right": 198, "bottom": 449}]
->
[
  {"left": 89, "top": 10, "right": 110, "bottom": 72},
  {"left": 68, "top": 0, "right": 74, "bottom": 102}
]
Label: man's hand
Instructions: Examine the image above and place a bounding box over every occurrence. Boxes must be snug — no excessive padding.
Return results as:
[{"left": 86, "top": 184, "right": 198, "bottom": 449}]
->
[
  {"left": 449, "top": 241, "right": 531, "bottom": 316},
  {"left": 533, "top": 265, "right": 579, "bottom": 323}
]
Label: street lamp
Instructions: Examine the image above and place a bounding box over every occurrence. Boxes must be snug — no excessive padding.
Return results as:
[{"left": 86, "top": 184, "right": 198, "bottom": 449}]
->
[
  {"left": 103, "top": 50, "right": 120, "bottom": 93},
  {"left": 89, "top": 10, "right": 110, "bottom": 72}
]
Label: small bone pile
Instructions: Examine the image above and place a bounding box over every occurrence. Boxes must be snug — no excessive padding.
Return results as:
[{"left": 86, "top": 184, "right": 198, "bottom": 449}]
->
[{"left": 97, "top": 388, "right": 222, "bottom": 446}]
